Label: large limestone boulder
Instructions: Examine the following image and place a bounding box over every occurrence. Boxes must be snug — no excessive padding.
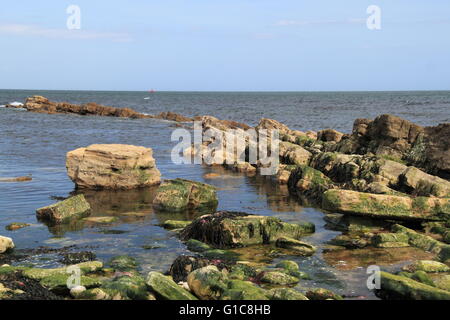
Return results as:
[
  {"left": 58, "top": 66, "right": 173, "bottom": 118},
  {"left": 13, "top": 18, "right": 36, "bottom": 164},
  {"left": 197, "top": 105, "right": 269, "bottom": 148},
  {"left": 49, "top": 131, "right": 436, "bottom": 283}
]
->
[
  {"left": 152, "top": 179, "right": 218, "bottom": 212},
  {"left": 0, "top": 236, "right": 14, "bottom": 253},
  {"left": 180, "top": 211, "right": 315, "bottom": 248},
  {"left": 66, "top": 144, "right": 161, "bottom": 189},
  {"left": 36, "top": 194, "right": 91, "bottom": 224},
  {"left": 322, "top": 189, "right": 450, "bottom": 221}
]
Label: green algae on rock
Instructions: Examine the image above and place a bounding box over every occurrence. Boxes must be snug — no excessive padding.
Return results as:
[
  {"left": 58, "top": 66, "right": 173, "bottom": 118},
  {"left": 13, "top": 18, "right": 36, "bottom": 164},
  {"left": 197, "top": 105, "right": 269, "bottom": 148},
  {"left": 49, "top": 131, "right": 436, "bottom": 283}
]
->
[
  {"left": 221, "top": 279, "right": 269, "bottom": 300},
  {"left": 146, "top": 271, "right": 197, "bottom": 300},
  {"left": 107, "top": 255, "right": 138, "bottom": 272},
  {"left": 161, "top": 220, "right": 192, "bottom": 230},
  {"left": 378, "top": 271, "right": 450, "bottom": 300},
  {"left": 266, "top": 288, "right": 308, "bottom": 300},
  {"left": 36, "top": 194, "right": 91, "bottom": 224},
  {"left": 153, "top": 179, "right": 218, "bottom": 212},
  {"left": 287, "top": 165, "right": 334, "bottom": 201},
  {"left": 101, "top": 274, "right": 149, "bottom": 300},
  {"left": 305, "top": 288, "right": 343, "bottom": 300},
  {"left": 187, "top": 266, "right": 228, "bottom": 300},
  {"left": 371, "top": 232, "right": 410, "bottom": 248},
  {"left": 260, "top": 271, "right": 299, "bottom": 285},
  {"left": 180, "top": 211, "right": 315, "bottom": 249},
  {"left": 322, "top": 189, "right": 450, "bottom": 221},
  {"left": 402, "top": 260, "right": 450, "bottom": 273},
  {"left": 275, "top": 237, "right": 317, "bottom": 256},
  {"left": 392, "top": 224, "right": 450, "bottom": 262}
]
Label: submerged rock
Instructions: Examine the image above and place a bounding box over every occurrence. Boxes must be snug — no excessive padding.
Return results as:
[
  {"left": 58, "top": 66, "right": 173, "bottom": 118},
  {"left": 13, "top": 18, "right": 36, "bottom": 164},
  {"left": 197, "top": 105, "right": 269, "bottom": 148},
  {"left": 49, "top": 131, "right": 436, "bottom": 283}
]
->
[
  {"left": 275, "top": 237, "right": 317, "bottom": 256},
  {"left": 36, "top": 194, "right": 91, "bottom": 224},
  {"left": 67, "top": 144, "right": 161, "bottom": 190},
  {"left": 147, "top": 272, "right": 197, "bottom": 300},
  {"left": 161, "top": 220, "right": 192, "bottom": 230},
  {"left": 377, "top": 271, "right": 450, "bottom": 300},
  {"left": 153, "top": 179, "right": 218, "bottom": 212},
  {"left": 5, "top": 223, "right": 30, "bottom": 231},
  {"left": 180, "top": 211, "right": 314, "bottom": 248},
  {"left": 107, "top": 256, "right": 138, "bottom": 272},
  {"left": 0, "top": 236, "right": 14, "bottom": 253},
  {"left": 322, "top": 189, "right": 450, "bottom": 221}
]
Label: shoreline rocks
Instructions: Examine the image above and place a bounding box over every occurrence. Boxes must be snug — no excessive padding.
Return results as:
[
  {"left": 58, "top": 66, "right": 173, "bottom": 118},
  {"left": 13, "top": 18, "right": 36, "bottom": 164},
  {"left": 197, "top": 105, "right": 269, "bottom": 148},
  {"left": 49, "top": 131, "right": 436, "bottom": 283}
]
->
[
  {"left": 180, "top": 211, "right": 315, "bottom": 248},
  {"left": 67, "top": 144, "right": 161, "bottom": 190},
  {"left": 152, "top": 179, "right": 218, "bottom": 212},
  {"left": 36, "top": 194, "right": 91, "bottom": 224},
  {"left": 0, "top": 236, "right": 14, "bottom": 253}
]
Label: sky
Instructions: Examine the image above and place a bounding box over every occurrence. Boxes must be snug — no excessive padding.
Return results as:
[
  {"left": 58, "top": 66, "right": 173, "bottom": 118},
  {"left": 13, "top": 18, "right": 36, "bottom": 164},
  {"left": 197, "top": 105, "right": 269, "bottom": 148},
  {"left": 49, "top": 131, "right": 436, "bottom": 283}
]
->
[{"left": 0, "top": 1, "right": 449, "bottom": 91}]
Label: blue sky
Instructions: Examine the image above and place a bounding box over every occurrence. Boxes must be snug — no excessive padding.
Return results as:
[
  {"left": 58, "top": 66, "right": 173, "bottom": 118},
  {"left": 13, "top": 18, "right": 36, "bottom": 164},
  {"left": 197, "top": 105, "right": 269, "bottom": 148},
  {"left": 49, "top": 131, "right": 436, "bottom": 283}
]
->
[{"left": 0, "top": 1, "right": 449, "bottom": 91}]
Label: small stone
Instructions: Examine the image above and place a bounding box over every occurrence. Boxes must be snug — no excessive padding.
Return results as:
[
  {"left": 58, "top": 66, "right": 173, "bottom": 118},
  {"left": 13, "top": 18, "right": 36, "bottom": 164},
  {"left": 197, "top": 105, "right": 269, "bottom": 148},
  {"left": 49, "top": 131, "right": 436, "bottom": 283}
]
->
[{"left": 70, "top": 285, "right": 87, "bottom": 298}]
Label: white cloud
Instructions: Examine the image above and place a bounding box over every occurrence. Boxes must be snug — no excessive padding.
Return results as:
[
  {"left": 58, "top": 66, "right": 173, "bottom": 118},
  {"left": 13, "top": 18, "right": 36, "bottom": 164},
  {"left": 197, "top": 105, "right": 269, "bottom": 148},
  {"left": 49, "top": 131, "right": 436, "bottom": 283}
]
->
[
  {"left": 0, "top": 24, "right": 132, "bottom": 42},
  {"left": 275, "top": 18, "right": 365, "bottom": 27}
]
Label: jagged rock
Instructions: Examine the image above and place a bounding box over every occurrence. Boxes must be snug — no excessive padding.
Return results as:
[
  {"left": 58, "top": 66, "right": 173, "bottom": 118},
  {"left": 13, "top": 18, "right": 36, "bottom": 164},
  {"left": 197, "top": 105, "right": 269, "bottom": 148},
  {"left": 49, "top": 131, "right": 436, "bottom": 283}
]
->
[
  {"left": 169, "top": 256, "right": 212, "bottom": 283},
  {"left": 377, "top": 271, "right": 450, "bottom": 300},
  {"left": 322, "top": 189, "right": 450, "bottom": 221},
  {"left": 287, "top": 165, "right": 334, "bottom": 201},
  {"left": 317, "top": 129, "right": 344, "bottom": 143},
  {"left": 146, "top": 272, "right": 197, "bottom": 300},
  {"left": 36, "top": 194, "right": 91, "bottom": 224},
  {"left": 279, "top": 142, "right": 312, "bottom": 166},
  {"left": 155, "top": 111, "right": 193, "bottom": 122},
  {"left": 399, "top": 166, "right": 450, "bottom": 197},
  {"left": 67, "top": 144, "right": 161, "bottom": 190},
  {"left": 0, "top": 236, "right": 14, "bottom": 253},
  {"left": 180, "top": 211, "right": 314, "bottom": 248},
  {"left": 152, "top": 179, "right": 218, "bottom": 212}
]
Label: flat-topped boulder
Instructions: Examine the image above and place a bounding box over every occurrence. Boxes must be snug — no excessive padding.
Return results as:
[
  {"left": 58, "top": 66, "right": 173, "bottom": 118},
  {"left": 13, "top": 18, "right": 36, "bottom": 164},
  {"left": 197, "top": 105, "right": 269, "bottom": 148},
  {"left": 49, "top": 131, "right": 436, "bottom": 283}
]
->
[
  {"left": 322, "top": 189, "right": 450, "bottom": 221},
  {"left": 66, "top": 144, "right": 161, "bottom": 189},
  {"left": 180, "top": 211, "right": 315, "bottom": 248}
]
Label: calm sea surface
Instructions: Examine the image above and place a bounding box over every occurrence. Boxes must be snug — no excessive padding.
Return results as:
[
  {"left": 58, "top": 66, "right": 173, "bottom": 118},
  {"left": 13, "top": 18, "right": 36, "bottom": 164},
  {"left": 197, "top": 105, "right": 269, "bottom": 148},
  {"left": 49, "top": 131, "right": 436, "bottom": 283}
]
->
[{"left": 1, "top": 90, "right": 449, "bottom": 299}]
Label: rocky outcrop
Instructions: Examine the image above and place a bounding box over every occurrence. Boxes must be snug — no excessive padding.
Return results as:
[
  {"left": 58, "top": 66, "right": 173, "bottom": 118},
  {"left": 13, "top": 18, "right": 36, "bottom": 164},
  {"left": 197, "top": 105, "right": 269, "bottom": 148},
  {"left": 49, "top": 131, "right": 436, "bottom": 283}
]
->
[
  {"left": 22, "top": 96, "right": 150, "bottom": 118},
  {"left": 66, "top": 144, "right": 161, "bottom": 189},
  {"left": 334, "top": 114, "right": 450, "bottom": 179},
  {"left": 36, "top": 194, "right": 91, "bottom": 224},
  {"left": 0, "top": 236, "right": 14, "bottom": 253},
  {"left": 322, "top": 189, "right": 450, "bottom": 221},
  {"left": 152, "top": 179, "right": 218, "bottom": 212},
  {"left": 399, "top": 166, "right": 450, "bottom": 197},
  {"left": 317, "top": 129, "right": 344, "bottom": 143},
  {"left": 180, "top": 211, "right": 315, "bottom": 248}
]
